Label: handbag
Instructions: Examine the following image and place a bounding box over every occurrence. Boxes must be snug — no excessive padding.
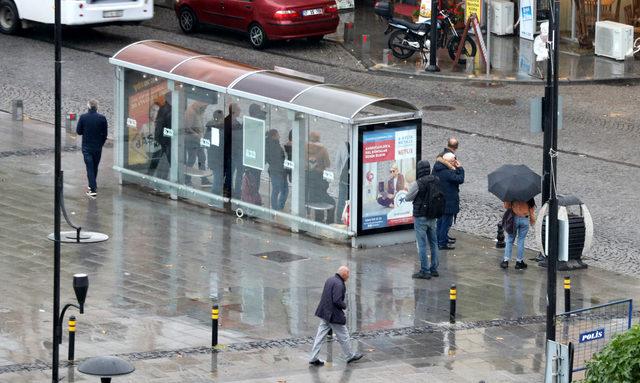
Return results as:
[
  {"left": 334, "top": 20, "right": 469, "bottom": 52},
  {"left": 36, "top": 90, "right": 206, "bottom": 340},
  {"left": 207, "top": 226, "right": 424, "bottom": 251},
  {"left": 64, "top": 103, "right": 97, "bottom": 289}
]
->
[{"left": 502, "top": 208, "right": 515, "bottom": 235}]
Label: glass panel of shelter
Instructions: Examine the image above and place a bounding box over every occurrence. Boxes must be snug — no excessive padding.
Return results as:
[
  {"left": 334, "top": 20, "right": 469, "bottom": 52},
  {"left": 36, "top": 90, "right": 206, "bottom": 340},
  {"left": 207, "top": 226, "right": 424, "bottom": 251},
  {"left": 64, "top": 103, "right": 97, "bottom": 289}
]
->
[
  {"left": 176, "top": 85, "right": 224, "bottom": 208},
  {"left": 122, "top": 70, "right": 172, "bottom": 186},
  {"left": 305, "top": 117, "right": 350, "bottom": 228}
]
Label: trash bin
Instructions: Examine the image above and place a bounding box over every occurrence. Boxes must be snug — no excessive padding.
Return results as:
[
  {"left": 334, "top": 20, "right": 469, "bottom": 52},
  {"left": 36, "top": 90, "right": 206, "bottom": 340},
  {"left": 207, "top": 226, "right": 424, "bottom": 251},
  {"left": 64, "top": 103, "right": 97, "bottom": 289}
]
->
[
  {"left": 11, "top": 100, "right": 23, "bottom": 121},
  {"left": 535, "top": 195, "right": 592, "bottom": 270}
]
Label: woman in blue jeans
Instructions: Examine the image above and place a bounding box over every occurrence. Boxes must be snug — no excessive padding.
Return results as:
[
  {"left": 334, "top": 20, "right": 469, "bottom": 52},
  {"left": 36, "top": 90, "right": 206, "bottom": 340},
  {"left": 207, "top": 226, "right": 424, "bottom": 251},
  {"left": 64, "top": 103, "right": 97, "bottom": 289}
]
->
[{"left": 501, "top": 198, "right": 536, "bottom": 270}]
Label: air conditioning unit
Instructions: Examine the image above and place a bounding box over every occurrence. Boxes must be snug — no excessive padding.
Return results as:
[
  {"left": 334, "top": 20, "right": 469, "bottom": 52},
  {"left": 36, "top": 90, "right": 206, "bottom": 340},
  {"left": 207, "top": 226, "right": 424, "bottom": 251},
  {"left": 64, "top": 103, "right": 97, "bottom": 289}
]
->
[
  {"left": 594, "top": 21, "right": 634, "bottom": 60},
  {"left": 491, "top": 0, "right": 514, "bottom": 35}
]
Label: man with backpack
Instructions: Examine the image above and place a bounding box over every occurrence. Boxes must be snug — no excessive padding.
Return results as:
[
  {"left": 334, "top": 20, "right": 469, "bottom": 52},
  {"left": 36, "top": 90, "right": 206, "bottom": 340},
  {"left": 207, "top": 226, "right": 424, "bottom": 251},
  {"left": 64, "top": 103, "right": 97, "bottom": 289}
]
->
[{"left": 405, "top": 160, "right": 445, "bottom": 279}]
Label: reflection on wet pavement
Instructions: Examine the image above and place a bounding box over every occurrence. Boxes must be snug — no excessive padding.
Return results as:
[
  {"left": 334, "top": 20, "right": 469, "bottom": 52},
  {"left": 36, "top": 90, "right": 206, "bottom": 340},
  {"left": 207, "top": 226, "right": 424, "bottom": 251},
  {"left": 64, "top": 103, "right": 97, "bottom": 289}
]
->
[{"left": 1, "top": 111, "right": 640, "bottom": 381}]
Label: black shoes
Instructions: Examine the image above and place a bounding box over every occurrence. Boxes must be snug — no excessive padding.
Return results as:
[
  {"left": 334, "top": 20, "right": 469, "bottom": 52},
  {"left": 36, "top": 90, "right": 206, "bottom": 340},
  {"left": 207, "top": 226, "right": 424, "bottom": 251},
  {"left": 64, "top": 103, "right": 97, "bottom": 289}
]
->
[
  {"left": 500, "top": 260, "right": 508, "bottom": 269},
  {"left": 515, "top": 261, "right": 528, "bottom": 270},
  {"left": 309, "top": 359, "right": 324, "bottom": 366},
  {"left": 85, "top": 190, "right": 97, "bottom": 197},
  {"left": 347, "top": 353, "right": 364, "bottom": 363},
  {"left": 439, "top": 245, "right": 455, "bottom": 250},
  {"left": 412, "top": 271, "right": 431, "bottom": 279},
  {"left": 430, "top": 271, "right": 439, "bottom": 277}
]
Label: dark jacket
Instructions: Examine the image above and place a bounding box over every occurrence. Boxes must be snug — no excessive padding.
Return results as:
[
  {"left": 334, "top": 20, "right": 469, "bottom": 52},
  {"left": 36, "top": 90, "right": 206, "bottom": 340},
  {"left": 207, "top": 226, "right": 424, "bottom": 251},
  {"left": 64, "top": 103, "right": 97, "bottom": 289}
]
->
[
  {"left": 154, "top": 103, "right": 172, "bottom": 148},
  {"left": 431, "top": 160, "right": 465, "bottom": 215},
  {"left": 76, "top": 109, "right": 108, "bottom": 151},
  {"left": 314, "top": 273, "right": 347, "bottom": 325},
  {"left": 265, "top": 137, "right": 285, "bottom": 176}
]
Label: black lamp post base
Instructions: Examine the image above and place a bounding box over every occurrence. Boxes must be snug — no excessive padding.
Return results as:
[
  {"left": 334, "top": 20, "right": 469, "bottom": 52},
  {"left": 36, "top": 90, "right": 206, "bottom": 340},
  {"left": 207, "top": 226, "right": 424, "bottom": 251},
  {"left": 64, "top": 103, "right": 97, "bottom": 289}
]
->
[
  {"left": 48, "top": 231, "right": 109, "bottom": 243},
  {"left": 425, "top": 64, "right": 441, "bottom": 72}
]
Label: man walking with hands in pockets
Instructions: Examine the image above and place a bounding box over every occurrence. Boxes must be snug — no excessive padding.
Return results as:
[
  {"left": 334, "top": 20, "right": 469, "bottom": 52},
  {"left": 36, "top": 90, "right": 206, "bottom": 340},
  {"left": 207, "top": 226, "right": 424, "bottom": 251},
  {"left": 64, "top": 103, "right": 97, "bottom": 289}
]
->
[{"left": 309, "top": 266, "right": 363, "bottom": 366}]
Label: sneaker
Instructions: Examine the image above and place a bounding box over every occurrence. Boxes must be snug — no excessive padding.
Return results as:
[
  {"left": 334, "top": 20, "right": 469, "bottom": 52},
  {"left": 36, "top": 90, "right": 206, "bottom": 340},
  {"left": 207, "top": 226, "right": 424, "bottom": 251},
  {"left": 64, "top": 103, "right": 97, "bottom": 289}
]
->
[
  {"left": 430, "top": 271, "right": 439, "bottom": 277},
  {"left": 412, "top": 272, "right": 431, "bottom": 279},
  {"left": 438, "top": 245, "right": 455, "bottom": 250},
  {"left": 346, "top": 353, "right": 364, "bottom": 363},
  {"left": 515, "top": 261, "right": 528, "bottom": 270},
  {"left": 309, "top": 359, "right": 324, "bottom": 366},
  {"left": 85, "top": 190, "right": 97, "bottom": 197},
  {"left": 500, "top": 260, "right": 508, "bottom": 269}
]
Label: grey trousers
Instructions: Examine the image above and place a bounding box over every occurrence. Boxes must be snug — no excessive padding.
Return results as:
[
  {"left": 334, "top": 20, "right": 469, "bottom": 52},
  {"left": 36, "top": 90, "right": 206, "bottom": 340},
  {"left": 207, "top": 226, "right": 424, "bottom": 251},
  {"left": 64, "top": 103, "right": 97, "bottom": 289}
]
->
[{"left": 309, "top": 319, "right": 355, "bottom": 361}]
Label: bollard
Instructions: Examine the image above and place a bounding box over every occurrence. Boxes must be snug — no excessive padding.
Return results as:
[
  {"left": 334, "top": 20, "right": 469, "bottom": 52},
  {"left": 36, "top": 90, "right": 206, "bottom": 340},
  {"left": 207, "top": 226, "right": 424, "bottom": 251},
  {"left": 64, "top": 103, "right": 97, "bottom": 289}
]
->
[
  {"left": 68, "top": 315, "right": 76, "bottom": 362},
  {"left": 449, "top": 284, "right": 457, "bottom": 323},
  {"left": 361, "top": 34, "right": 370, "bottom": 57},
  {"left": 382, "top": 48, "right": 391, "bottom": 66},
  {"left": 343, "top": 22, "right": 354, "bottom": 44},
  {"left": 564, "top": 276, "right": 571, "bottom": 312},
  {"left": 496, "top": 223, "right": 506, "bottom": 248},
  {"left": 65, "top": 112, "right": 77, "bottom": 134},
  {"left": 11, "top": 100, "right": 24, "bottom": 121},
  {"left": 211, "top": 304, "right": 219, "bottom": 348}
]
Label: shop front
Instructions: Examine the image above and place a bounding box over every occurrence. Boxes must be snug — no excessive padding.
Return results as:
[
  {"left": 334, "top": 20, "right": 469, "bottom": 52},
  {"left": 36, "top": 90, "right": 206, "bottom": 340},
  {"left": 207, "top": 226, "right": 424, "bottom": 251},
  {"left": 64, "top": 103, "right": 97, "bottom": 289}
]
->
[{"left": 109, "top": 40, "right": 422, "bottom": 247}]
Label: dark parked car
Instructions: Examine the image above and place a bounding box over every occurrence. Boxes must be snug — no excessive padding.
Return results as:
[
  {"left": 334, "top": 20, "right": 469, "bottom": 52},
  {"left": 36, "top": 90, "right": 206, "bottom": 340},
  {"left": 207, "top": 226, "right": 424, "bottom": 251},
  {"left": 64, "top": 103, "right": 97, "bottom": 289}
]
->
[{"left": 175, "top": 0, "right": 340, "bottom": 49}]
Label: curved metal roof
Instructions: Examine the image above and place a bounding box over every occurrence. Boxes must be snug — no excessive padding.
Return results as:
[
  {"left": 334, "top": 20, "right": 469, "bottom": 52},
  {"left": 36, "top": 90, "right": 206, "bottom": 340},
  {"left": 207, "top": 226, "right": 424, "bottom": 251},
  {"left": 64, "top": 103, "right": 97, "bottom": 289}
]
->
[{"left": 109, "top": 41, "right": 418, "bottom": 122}]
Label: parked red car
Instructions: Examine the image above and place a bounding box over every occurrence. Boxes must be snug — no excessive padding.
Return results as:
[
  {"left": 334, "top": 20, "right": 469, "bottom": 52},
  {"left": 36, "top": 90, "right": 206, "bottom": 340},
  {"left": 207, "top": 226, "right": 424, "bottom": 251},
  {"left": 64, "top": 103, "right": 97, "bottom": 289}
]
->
[{"left": 175, "top": 0, "right": 340, "bottom": 49}]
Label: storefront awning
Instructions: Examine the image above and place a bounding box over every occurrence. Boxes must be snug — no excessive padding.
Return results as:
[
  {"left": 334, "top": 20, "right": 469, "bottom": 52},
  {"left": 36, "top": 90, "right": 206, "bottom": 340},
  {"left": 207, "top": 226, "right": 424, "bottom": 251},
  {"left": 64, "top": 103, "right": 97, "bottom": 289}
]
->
[{"left": 110, "top": 40, "right": 419, "bottom": 123}]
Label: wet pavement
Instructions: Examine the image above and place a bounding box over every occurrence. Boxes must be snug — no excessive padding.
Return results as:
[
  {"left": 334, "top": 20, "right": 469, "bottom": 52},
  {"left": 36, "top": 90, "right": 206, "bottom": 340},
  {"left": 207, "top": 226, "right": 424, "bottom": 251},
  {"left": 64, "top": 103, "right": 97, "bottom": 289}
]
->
[
  {"left": 328, "top": 7, "right": 640, "bottom": 82},
  {"left": 1, "top": 112, "right": 640, "bottom": 381}
]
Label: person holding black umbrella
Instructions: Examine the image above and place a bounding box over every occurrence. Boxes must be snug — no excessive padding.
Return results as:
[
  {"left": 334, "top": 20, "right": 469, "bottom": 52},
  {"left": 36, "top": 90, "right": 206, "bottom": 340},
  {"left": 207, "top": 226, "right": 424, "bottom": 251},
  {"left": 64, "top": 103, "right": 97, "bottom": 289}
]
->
[
  {"left": 487, "top": 164, "right": 541, "bottom": 270},
  {"left": 500, "top": 199, "right": 536, "bottom": 270}
]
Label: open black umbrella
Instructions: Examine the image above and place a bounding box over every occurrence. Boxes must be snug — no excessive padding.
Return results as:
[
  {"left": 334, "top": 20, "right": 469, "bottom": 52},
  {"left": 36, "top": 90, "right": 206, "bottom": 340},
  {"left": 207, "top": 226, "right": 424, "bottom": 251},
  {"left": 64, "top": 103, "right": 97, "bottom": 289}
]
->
[{"left": 488, "top": 164, "right": 541, "bottom": 202}]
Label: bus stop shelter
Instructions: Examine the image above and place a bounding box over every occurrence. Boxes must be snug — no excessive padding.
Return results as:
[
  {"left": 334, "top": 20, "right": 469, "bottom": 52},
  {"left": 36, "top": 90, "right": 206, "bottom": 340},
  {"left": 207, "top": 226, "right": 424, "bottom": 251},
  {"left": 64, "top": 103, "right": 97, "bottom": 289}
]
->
[{"left": 109, "top": 40, "right": 422, "bottom": 247}]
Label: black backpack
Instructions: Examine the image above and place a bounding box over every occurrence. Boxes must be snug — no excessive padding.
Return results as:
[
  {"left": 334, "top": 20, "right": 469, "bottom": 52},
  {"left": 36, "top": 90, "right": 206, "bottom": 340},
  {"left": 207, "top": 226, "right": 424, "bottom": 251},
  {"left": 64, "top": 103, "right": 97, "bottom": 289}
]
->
[{"left": 422, "top": 178, "right": 445, "bottom": 219}]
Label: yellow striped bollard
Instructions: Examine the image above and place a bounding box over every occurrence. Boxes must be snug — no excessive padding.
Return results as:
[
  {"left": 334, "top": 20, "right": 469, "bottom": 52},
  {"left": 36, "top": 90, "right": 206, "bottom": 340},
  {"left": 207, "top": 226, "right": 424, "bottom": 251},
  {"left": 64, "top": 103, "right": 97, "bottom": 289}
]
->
[
  {"left": 212, "top": 304, "right": 219, "bottom": 348},
  {"left": 564, "top": 276, "right": 571, "bottom": 312},
  {"left": 449, "top": 284, "right": 457, "bottom": 324},
  {"left": 68, "top": 315, "right": 76, "bottom": 362}
]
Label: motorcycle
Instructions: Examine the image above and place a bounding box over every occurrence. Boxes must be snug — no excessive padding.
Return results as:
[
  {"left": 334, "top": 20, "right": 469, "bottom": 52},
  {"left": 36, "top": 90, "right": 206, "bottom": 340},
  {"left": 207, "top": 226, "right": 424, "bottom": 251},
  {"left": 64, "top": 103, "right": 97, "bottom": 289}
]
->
[{"left": 375, "top": 1, "right": 477, "bottom": 64}]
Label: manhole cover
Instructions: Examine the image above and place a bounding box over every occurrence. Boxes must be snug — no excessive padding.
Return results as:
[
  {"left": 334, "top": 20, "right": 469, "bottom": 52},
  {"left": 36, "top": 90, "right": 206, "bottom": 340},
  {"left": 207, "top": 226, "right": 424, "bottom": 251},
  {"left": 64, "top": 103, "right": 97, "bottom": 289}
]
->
[
  {"left": 422, "top": 105, "right": 456, "bottom": 112},
  {"left": 467, "top": 81, "right": 504, "bottom": 88},
  {"left": 254, "top": 251, "right": 307, "bottom": 263},
  {"left": 489, "top": 98, "right": 516, "bottom": 106}
]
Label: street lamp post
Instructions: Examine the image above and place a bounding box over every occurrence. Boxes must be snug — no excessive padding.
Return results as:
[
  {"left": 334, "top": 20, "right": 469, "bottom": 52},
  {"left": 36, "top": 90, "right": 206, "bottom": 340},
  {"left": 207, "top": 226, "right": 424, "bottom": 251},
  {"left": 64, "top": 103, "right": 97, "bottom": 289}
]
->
[
  {"left": 52, "top": 0, "right": 63, "bottom": 380},
  {"left": 425, "top": 0, "right": 440, "bottom": 72},
  {"left": 544, "top": 0, "right": 561, "bottom": 343}
]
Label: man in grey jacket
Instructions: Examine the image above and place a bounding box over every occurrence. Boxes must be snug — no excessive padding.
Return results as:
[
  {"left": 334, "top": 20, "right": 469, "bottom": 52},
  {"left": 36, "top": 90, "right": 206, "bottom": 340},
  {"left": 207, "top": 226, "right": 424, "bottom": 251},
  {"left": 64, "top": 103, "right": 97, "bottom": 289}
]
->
[{"left": 309, "top": 266, "right": 364, "bottom": 366}]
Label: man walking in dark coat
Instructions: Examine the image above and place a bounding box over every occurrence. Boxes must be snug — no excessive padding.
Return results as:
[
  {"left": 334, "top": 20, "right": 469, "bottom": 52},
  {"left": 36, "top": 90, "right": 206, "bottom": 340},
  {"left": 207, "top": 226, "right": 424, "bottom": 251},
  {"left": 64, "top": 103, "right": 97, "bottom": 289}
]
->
[
  {"left": 309, "top": 266, "right": 363, "bottom": 366},
  {"left": 76, "top": 99, "right": 108, "bottom": 197},
  {"left": 432, "top": 152, "right": 465, "bottom": 250}
]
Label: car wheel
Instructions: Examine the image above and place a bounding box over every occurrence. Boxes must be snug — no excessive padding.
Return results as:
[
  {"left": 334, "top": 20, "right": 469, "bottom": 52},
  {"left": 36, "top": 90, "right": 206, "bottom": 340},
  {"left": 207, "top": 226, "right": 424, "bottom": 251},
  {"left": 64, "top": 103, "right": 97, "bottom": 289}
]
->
[
  {"left": 0, "top": 0, "right": 20, "bottom": 35},
  {"left": 248, "top": 23, "right": 267, "bottom": 49},
  {"left": 307, "top": 35, "right": 324, "bottom": 44},
  {"left": 178, "top": 7, "right": 198, "bottom": 34}
]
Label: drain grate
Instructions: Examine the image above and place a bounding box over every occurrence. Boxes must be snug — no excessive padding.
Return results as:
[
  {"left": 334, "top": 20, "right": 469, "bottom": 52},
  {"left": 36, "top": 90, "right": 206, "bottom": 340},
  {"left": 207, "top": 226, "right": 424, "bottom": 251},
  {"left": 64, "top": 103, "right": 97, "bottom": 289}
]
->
[
  {"left": 254, "top": 251, "right": 308, "bottom": 263},
  {"left": 421, "top": 105, "right": 456, "bottom": 112}
]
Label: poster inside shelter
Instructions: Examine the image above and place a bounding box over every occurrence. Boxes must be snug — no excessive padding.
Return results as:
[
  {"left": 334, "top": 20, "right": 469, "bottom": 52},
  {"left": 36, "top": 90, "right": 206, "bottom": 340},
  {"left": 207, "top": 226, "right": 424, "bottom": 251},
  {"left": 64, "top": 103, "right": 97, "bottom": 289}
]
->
[
  {"left": 361, "top": 125, "right": 417, "bottom": 231},
  {"left": 126, "top": 76, "right": 168, "bottom": 165}
]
